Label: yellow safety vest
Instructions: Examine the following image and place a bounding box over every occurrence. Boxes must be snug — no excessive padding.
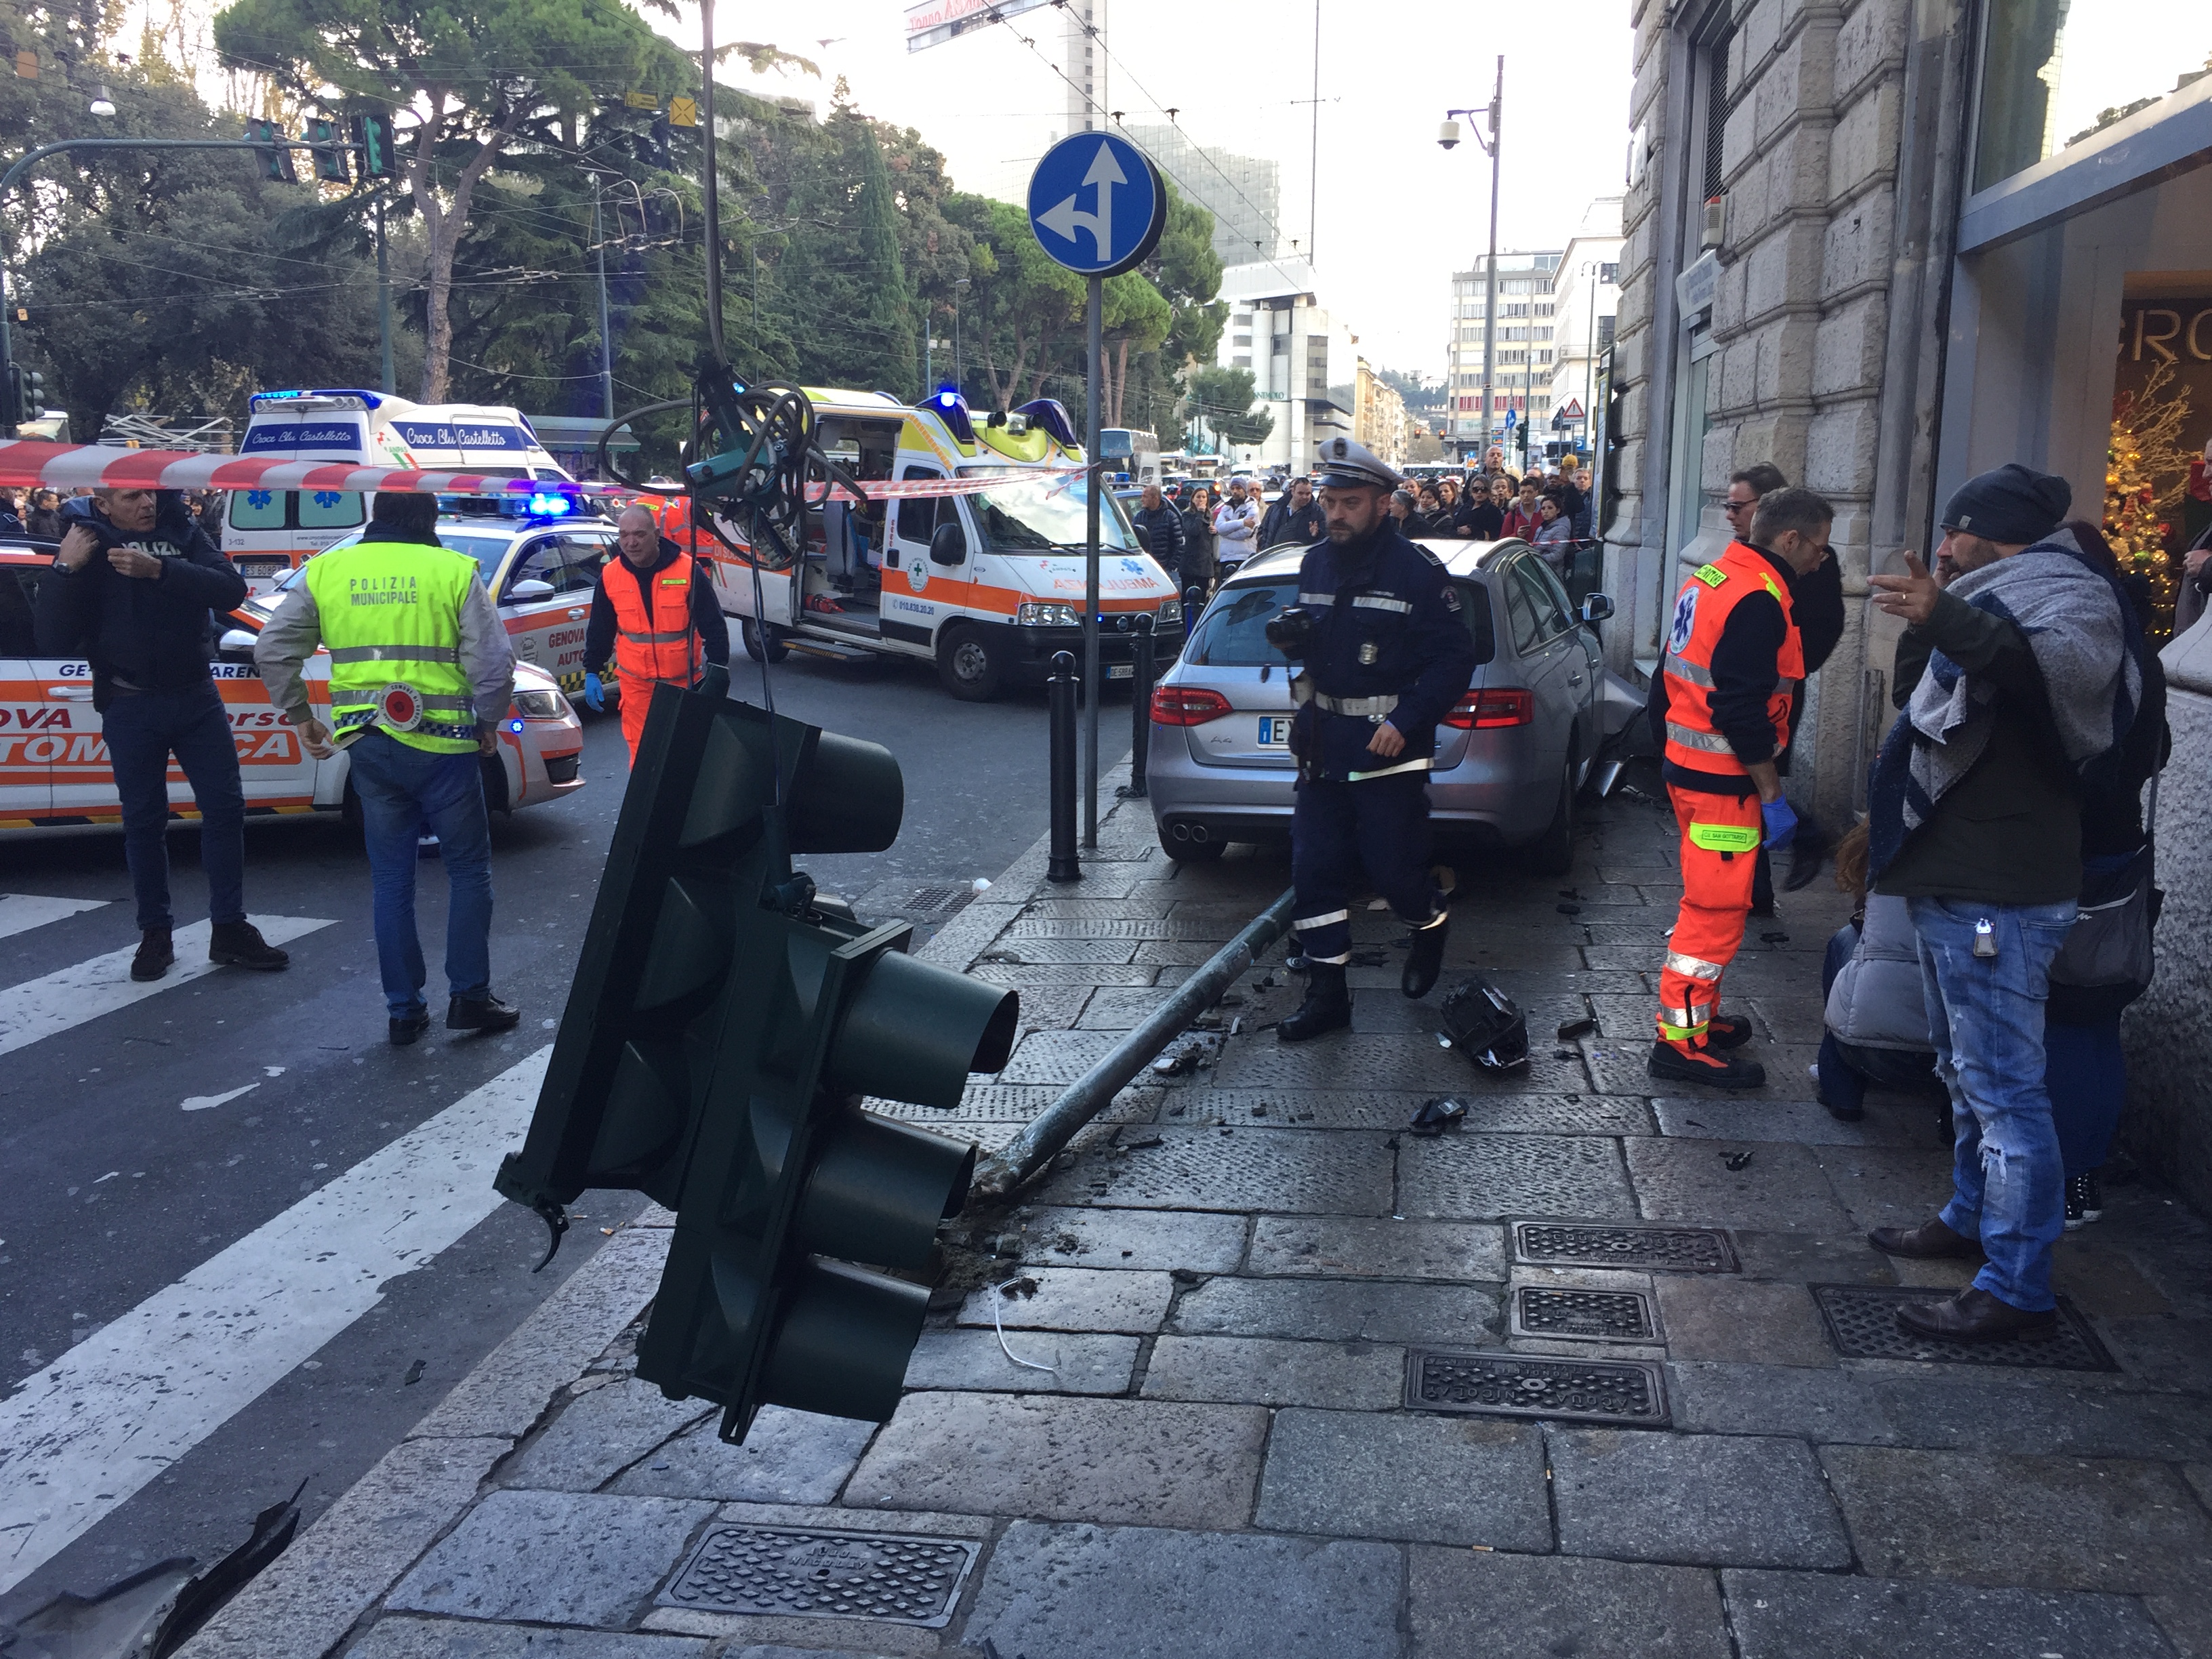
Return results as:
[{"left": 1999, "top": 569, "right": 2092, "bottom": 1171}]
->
[{"left": 304, "top": 539, "right": 483, "bottom": 754}]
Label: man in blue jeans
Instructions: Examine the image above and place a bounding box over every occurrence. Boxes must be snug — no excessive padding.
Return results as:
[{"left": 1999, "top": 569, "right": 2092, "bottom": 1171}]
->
[
  {"left": 35, "top": 487, "right": 291, "bottom": 981},
  {"left": 255, "top": 491, "right": 520, "bottom": 1044},
  {"left": 1865, "top": 464, "right": 2139, "bottom": 1341}
]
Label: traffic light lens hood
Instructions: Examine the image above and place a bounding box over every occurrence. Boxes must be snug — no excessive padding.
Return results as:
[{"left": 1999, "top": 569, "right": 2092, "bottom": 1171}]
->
[{"left": 825, "top": 950, "right": 1018, "bottom": 1110}]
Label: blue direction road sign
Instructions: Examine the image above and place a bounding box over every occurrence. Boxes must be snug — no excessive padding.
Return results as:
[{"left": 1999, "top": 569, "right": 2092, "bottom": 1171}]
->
[{"left": 1027, "top": 131, "right": 1167, "bottom": 278}]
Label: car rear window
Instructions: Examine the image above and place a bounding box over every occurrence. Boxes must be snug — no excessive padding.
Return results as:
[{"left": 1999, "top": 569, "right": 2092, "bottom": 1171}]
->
[{"left": 1189, "top": 578, "right": 1495, "bottom": 667}]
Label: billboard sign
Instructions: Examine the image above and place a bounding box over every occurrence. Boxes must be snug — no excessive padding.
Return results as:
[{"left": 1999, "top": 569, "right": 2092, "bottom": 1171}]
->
[{"left": 905, "top": 0, "right": 1050, "bottom": 53}]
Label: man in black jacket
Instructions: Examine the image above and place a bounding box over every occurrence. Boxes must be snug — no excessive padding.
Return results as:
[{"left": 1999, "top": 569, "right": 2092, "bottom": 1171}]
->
[
  {"left": 35, "top": 487, "right": 290, "bottom": 981},
  {"left": 1127, "top": 484, "right": 1187, "bottom": 590},
  {"left": 1259, "top": 475, "right": 1327, "bottom": 549}
]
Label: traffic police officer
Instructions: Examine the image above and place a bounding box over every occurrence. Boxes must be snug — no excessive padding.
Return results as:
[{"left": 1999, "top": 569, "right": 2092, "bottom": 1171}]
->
[
  {"left": 1271, "top": 436, "right": 1480, "bottom": 1041},
  {"left": 1645, "top": 484, "right": 1834, "bottom": 1088}
]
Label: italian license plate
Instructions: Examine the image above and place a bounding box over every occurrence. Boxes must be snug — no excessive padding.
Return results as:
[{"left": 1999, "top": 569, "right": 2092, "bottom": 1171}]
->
[
  {"left": 1257, "top": 716, "right": 1290, "bottom": 747},
  {"left": 1107, "top": 663, "right": 1134, "bottom": 680}
]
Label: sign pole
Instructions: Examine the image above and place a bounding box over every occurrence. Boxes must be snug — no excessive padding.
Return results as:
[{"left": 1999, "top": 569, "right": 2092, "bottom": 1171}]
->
[{"left": 1083, "top": 271, "right": 1103, "bottom": 851}]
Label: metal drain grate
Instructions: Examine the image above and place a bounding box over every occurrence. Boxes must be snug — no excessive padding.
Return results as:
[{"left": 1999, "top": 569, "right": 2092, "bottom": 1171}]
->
[
  {"left": 1809, "top": 1285, "right": 2118, "bottom": 1372},
  {"left": 658, "top": 1524, "right": 980, "bottom": 1626},
  {"left": 1512, "top": 1286, "right": 1660, "bottom": 1342},
  {"left": 1406, "top": 1349, "right": 1670, "bottom": 1427},
  {"left": 902, "top": 884, "right": 977, "bottom": 915},
  {"left": 1512, "top": 1220, "right": 1739, "bottom": 1273}
]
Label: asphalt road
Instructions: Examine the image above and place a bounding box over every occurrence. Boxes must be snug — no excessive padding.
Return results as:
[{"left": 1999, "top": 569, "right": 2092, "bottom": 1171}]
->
[{"left": 0, "top": 651, "right": 1120, "bottom": 1616}]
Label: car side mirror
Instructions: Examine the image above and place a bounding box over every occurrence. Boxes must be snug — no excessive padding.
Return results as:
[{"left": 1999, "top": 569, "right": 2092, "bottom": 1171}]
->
[
  {"left": 216, "top": 628, "right": 258, "bottom": 663},
  {"left": 506, "top": 578, "right": 555, "bottom": 602},
  {"left": 928, "top": 520, "right": 967, "bottom": 566},
  {"left": 1581, "top": 592, "right": 1616, "bottom": 623}
]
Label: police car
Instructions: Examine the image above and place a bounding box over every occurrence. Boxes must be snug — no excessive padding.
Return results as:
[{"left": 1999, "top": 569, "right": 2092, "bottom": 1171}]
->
[
  {"left": 0, "top": 537, "right": 586, "bottom": 836},
  {"left": 1143, "top": 537, "right": 1643, "bottom": 874}
]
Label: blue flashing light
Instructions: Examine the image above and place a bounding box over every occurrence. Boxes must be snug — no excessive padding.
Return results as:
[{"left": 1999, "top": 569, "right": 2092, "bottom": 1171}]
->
[
  {"left": 1014, "top": 398, "right": 1080, "bottom": 451},
  {"left": 508, "top": 718, "right": 525, "bottom": 733},
  {"left": 527, "top": 492, "right": 574, "bottom": 516},
  {"left": 927, "top": 386, "right": 976, "bottom": 447},
  {"left": 248, "top": 387, "right": 386, "bottom": 409}
]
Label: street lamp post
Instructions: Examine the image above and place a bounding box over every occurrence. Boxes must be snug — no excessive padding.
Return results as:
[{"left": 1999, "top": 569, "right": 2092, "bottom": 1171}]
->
[{"left": 1441, "top": 58, "right": 1502, "bottom": 467}]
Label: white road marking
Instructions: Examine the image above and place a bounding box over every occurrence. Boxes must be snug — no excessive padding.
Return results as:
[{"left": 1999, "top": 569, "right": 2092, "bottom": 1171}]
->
[
  {"left": 0, "top": 1045, "right": 551, "bottom": 1594},
  {"left": 180, "top": 1084, "right": 260, "bottom": 1113},
  {"left": 0, "top": 894, "right": 108, "bottom": 941},
  {"left": 0, "top": 916, "right": 334, "bottom": 1057}
]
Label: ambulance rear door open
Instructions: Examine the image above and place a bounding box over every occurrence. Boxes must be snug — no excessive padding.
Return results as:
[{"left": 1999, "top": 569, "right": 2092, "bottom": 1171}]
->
[{"left": 224, "top": 398, "right": 385, "bottom": 591}]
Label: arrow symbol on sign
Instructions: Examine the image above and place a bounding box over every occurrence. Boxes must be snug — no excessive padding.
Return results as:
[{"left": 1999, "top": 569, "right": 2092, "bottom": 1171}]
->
[{"left": 1037, "top": 140, "right": 1127, "bottom": 259}]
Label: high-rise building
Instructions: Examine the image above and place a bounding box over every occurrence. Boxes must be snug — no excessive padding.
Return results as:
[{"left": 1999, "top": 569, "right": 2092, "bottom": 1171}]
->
[
  {"left": 1212, "top": 259, "right": 1355, "bottom": 475},
  {"left": 1549, "top": 199, "right": 1624, "bottom": 456},
  {"left": 1120, "top": 124, "right": 1283, "bottom": 267},
  {"left": 1444, "top": 251, "right": 1562, "bottom": 457}
]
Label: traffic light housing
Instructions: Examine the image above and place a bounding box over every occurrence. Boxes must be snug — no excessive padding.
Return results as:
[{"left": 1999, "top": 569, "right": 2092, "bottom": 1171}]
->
[
  {"left": 308, "top": 119, "right": 350, "bottom": 183},
  {"left": 350, "top": 113, "right": 394, "bottom": 180},
  {"left": 496, "top": 683, "right": 1018, "bottom": 1442},
  {"left": 244, "top": 119, "right": 296, "bottom": 183}
]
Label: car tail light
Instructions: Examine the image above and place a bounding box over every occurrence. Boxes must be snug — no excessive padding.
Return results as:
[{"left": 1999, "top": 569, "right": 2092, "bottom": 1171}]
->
[
  {"left": 1444, "top": 687, "right": 1534, "bottom": 729},
  {"left": 1151, "top": 684, "right": 1234, "bottom": 726}
]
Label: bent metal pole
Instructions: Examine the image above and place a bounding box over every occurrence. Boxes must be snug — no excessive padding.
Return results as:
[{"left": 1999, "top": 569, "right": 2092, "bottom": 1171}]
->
[{"left": 969, "top": 887, "right": 1296, "bottom": 1197}]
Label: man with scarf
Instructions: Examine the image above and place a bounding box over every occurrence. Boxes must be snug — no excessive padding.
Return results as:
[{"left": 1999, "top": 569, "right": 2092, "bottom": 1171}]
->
[{"left": 1864, "top": 463, "right": 2139, "bottom": 1343}]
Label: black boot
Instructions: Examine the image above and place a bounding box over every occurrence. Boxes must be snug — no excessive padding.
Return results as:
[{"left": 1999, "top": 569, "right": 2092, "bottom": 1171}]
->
[
  {"left": 1402, "top": 913, "right": 1450, "bottom": 1000},
  {"left": 131, "top": 927, "right": 174, "bottom": 983},
  {"left": 1277, "top": 962, "right": 1351, "bottom": 1042}
]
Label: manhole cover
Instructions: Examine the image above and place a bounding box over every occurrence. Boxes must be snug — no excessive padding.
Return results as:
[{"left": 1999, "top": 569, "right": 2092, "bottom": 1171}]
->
[
  {"left": 1512, "top": 1220, "right": 1739, "bottom": 1273},
  {"left": 1809, "top": 1285, "right": 2118, "bottom": 1372},
  {"left": 1406, "top": 1349, "right": 1670, "bottom": 1427},
  {"left": 658, "top": 1524, "right": 980, "bottom": 1626},
  {"left": 1512, "top": 1286, "right": 1661, "bottom": 1342}
]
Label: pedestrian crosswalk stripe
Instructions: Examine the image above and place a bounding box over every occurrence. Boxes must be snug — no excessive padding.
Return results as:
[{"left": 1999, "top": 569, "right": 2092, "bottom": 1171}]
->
[
  {"left": 0, "top": 914, "right": 335, "bottom": 1057},
  {"left": 0, "top": 1044, "right": 552, "bottom": 1596},
  {"left": 0, "top": 893, "right": 108, "bottom": 941}
]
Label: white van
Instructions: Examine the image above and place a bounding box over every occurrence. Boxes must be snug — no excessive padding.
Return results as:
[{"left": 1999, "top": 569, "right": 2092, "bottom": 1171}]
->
[{"left": 220, "top": 390, "right": 573, "bottom": 592}]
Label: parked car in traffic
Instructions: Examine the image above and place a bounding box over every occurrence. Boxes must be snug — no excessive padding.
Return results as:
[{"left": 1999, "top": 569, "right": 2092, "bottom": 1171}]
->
[{"left": 1143, "top": 536, "right": 1642, "bottom": 874}]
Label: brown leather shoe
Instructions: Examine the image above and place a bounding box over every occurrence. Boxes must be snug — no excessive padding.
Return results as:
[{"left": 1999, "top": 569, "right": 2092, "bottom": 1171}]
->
[
  {"left": 1867, "top": 1216, "right": 1983, "bottom": 1259},
  {"left": 1896, "top": 1286, "right": 2057, "bottom": 1343}
]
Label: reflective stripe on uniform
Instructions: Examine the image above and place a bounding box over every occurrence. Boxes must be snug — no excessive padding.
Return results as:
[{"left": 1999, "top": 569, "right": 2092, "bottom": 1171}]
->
[
  {"left": 327, "top": 644, "right": 463, "bottom": 665},
  {"left": 1686, "top": 820, "right": 1761, "bottom": 853},
  {"left": 1294, "top": 909, "right": 1351, "bottom": 929},
  {"left": 1662, "top": 651, "right": 1715, "bottom": 689},
  {"left": 1308, "top": 951, "right": 1353, "bottom": 965},
  {"left": 1657, "top": 1017, "right": 1710, "bottom": 1042},
  {"left": 617, "top": 628, "right": 693, "bottom": 644},
  {"left": 1298, "top": 591, "right": 1336, "bottom": 605},
  {"left": 1347, "top": 755, "right": 1433, "bottom": 781},
  {"left": 1666, "top": 720, "right": 1736, "bottom": 755},
  {"left": 1314, "top": 691, "right": 1399, "bottom": 716},
  {"left": 1663, "top": 948, "right": 1727, "bottom": 982},
  {"left": 1350, "top": 594, "right": 1412, "bottom": 613}
]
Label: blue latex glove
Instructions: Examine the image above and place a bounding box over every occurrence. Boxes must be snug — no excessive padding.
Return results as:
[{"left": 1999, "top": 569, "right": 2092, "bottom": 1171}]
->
[
  {"left": 581, "top": 671, "right": 604, "bottom": 712},
  {"left": 1761, "top": 796, "right": 1798, "bottom": 850}
]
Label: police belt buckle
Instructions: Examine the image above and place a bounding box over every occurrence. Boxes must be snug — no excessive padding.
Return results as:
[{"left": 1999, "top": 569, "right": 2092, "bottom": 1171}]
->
[{"left": 376, "top": 682, "right": 425, "bottom": 733}]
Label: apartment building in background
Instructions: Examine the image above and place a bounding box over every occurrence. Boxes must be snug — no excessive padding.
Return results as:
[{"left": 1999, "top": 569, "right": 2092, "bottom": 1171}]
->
[
  {"left": 1445, "top": 251, "right": 1563, "bottom": 457},
  {"left": 1549, "top": 199, "right": 1624, "bottom": 453},
  {"left": 1353, "top": 359, "right": 1408, "bottom": 466},
  {"left": 1215, "top": 259, "right": 1355, "bottom": 475}
]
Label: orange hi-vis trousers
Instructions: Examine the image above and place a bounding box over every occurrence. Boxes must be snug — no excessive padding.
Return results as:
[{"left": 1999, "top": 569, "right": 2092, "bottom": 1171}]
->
[
  {"left": 617, "top": 670, "right": 668, "bottom": 764},
  {"left": 1656, "top": 785, "right": 1763, "bottom": 1049}
]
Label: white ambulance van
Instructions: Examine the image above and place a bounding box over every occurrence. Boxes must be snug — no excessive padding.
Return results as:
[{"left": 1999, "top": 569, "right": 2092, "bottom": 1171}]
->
[
  {"left": 220, "top": 390, "right": 574, "bottom": 592},
  {"left": 691, "top": 389, "right": 1184, "bottom": 702}
]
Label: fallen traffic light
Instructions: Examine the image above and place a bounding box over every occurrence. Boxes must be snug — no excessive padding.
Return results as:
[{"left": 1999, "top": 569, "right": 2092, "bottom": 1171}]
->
[{"left": 495, "top": 682, "right": 1017, "bottom": 1441}]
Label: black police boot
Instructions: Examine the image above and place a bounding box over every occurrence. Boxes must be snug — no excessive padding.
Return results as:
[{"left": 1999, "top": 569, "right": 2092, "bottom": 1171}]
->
[
  {"left": 1402, "top": 914, "right": 1450, "bottom": 1000},
  {"left": 448, "top": 993, "right": 523, "bottom": 1033},
  {"left": 1277, "top": 962, "right": 1351, "bottom": 1043}
]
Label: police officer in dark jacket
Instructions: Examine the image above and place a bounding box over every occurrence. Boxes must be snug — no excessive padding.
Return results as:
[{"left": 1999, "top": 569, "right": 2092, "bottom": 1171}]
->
[
  {"left": 35, "top": 487, "right": 291, "bottom": 981},
  {"left": 1269, "top": 438, "right": 1481, "bottom": 1040},
  {"left": 1127, "top": 483, "right": 1187, "bottom": 588}
]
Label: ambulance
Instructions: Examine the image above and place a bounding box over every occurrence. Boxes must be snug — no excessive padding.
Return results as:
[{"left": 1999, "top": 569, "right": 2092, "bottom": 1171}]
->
[
  {"left": 687, "top": 389, "right": 1184, "bottom": 701},
  {"left": 220, "top": 389, "right": 577, "bottom": 593}
]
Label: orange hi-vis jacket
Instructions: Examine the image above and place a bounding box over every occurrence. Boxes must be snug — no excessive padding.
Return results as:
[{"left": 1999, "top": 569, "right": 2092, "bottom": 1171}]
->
[
  {"left": 609, "top": 550, "right": 705, "bottom": 684},
  {"left": 1658, "top": 540, "right": 1804, "bottom": 779}
]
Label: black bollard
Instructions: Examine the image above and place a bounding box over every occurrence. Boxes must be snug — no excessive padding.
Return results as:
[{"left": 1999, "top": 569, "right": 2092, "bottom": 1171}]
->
[
  {"left": 1047, "top": 649, "right": 1081, "bottom": 882},
  {"left": 1122, "top": 615, "right": 1156, "bottom": 800}
]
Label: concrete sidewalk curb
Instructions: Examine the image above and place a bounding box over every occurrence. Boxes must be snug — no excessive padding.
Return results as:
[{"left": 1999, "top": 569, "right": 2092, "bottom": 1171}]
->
[{"left": 174, "top": 762, "right": 1146, "bottom": 1659}]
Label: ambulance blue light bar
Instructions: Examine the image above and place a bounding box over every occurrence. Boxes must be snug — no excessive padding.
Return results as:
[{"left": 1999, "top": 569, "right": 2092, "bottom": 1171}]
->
[
  {"left": 927, "top": 386, "right": 976, "bottom": 447},
  {"left": 249, "top": 388, "right": 389, "bottom": 410}
]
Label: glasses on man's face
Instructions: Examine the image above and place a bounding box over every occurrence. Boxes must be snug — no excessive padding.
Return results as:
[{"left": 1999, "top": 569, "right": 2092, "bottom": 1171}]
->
[{"left": 1723, "top": 497, "right": 1755, "bottom": 516}]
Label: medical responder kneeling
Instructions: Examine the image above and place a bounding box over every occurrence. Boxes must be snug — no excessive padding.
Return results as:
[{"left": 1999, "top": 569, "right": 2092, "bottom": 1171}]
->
[
  {"left": 581, "top": 504, "right": 731, "bottom": 762},
  {"left": 1270, "top": 436, "right": 1481, "bottom": 1042},
  {"left": 1646, "top": 484, "right": 1835, "bottom": 1088}
]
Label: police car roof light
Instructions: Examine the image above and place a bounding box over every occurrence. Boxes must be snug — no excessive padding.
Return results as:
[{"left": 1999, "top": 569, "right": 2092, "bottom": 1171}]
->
[
  {"left": 1013, "top": 398, "right": 1080, "bottom": 451},
  {"left": 527, "top": 492, "right": 574, "bottom": 516},
  {"left": 928, "top": 387, "right": 976, "bottom": 447}
]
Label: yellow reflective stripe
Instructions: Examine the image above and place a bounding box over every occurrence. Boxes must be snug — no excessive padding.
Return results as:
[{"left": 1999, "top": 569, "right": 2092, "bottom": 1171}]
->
[
  {"left": 1666, "top": 720, "right": 1736, "bottom": 755},
  {"left": 1687, "top": 821, "right": 1761, "bottom": 853},
  {"left": 1657, "top": 1019, "right": 1709, "bottom": 1042},
  {"left": 1664, "top": 651, "right": 1715, "bottom": 689},
  {"left": 1664, "top": 949, "right": 1727, "bottom": 982},
  {"left": 1763, "top": 573, "right": 1784, "bottom": 599},
  {"left": 1694, "top": 563, "right": 1729, "bottom": 587}
]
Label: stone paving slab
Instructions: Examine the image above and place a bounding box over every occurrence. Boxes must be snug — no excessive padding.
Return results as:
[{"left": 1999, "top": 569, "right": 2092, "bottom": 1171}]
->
[
  {"left": 501, "top": 1378, "right": 712, "bottom": 1494},
  {"left": 1667, "top": 1361, "right": 1896, "bottom": 1443},
  {"left": 958, "top": 1267, "right": 1174, "bottom": 1333},
  {"left": 1819, "top": 1445, "right": 2212, "bottom": 1592},
  {"left": 1815, "top": 1143, "right": 1959, "bottom": 1233},
  {"left": 1720, "top": 1568, "right": 2182, "bottom": 1659},
  {"left": 605, "top": 1408, "right": 876, "bottom": 1505},
  {"left": 1584, "top": 1037, "right": 1828, "bottom": 1101},
  {"left": 1626, "top": 1136, "right": 1856, "bottom": 1232},
  {"left": 1408, "top": 1548, "right": 1733, "bottom": 1659},
  {"left": 844, "top": 1393, "right": 1268, "bottom": 1528},
  {"left": 1006, "top": 1204, "right": 1248, "bottom": 1272},
  {"left": 1254, "top": 1409, "right": 1551, "bottom": 1549},
  {"left": 1652, "top": 1275, "right": 1837, "bottom": 1368},
  {"left": 1547, "top": 1429, "right": 1853, "bottom": 1569},
  {"left": 983, "top": 938, "right": 1143, "bottom": 965},
  {"left": 1399, "top": 1133, "right": 1636, "bottom": 1221},
  {"left": 2101, "top": 1315, "right": 2212, "bottom": 1392},
  {"left": 1138, "top": 1335, "right": 1404, "bottom": 1409},
  {"left": 1035, "top": 1126, "right": 1395, "bottom": 1214},
  {"left": 1169, "top": 1275, "right": 1501, "bottom": 1344},
  {"left": 388, "top": 1490, "right": 715, "bottom": 1629},
  {"left": 1246, "top": 1215, "right": 1507, "bottom": 1280},
  {"left": 970, "top": 962, "right": 1160, "bottom": 987},
  {"left": 1212, "top": 1033, "right": 1592, "bottom": 1095},
  {"left": 1652, "top": 1097, "right": 1926, "bottom": 1147},
  {"left": 1018, "top": 893, "right": 1180, "bottom": 919},
  {"left": 2051, "top": 1235, "right": 2177, "bottom": 1319},
  {"left": 1000, "top": 1028, "right": 1140, "bottom": 1083},
  {"left": 903, "top": 1328, "right": 1140, "bottom": 1395},
  {"left": 1076, "top": 985, "right": 1172, "bottom": 1027},
  {"left": 343, "top": 1620, "right": 713, "bottom": 1657},
  {"left": 963, "top": 1521, "right": 1402, "bottom": 1659},
  {"left": 1149, "top": 1087, "right": 1653, "bottom": 1134},
  {"left": 1006, "top": 916, "right": 1239, "bottom": 939},
  {"left": 1727, "top": 1229, "right": 1899, "bottom": 1284},
  {"left": 1868, "top": 1374, "right": 2212, "bottom": 1460}
]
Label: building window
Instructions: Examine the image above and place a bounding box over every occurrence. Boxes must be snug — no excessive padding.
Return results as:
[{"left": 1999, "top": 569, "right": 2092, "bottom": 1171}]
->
[
  {"left": 1599, "top": 262, "right": 1619, "bottom": 285},
  {"left": 1704, "top": 22, "right": 1739, "bottom": 202},
  {"left": 1233, "top": 333, "right": 1252, "bottom": 346},
  {"left": 1233, "top": 355, "right": 1251, "bottom": 369}
]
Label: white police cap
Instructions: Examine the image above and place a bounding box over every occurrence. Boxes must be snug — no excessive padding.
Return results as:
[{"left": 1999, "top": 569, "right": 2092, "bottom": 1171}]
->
[{"left": 1312, "top": 436, "right": 1401, "bottom": 491}]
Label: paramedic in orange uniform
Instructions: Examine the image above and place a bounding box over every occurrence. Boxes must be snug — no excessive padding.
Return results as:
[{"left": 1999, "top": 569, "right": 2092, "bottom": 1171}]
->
[
  {"left": 1643, "top": 485, "right": 1835, "bottom": 1089},
  {"left": 580, "top": 504, "right": 730, "bottom": 762}
]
